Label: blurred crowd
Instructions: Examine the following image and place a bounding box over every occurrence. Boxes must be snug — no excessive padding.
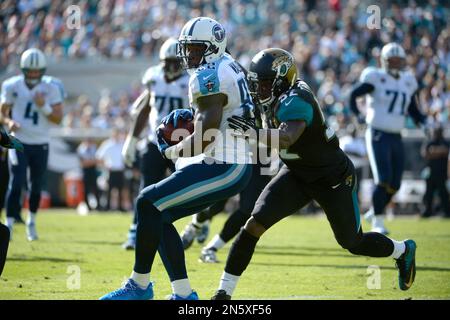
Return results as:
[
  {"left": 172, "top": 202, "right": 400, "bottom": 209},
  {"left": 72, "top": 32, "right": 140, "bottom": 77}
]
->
[{"left": 0, "top": 0, "right": 449, "bottom": 132}]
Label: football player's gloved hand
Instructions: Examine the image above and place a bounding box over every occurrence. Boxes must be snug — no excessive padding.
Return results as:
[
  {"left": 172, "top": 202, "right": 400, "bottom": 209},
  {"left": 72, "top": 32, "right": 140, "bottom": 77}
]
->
[
  {"left": 122, "top": 135, "right": 138, "bottom": 167},
  {"left": 227, "top": 115, "right": 257, "bottom": 135},
  {"left": 0, "top": 126, "right": 24, "bottom": 152},
  {"left": 356, "top": 114, "right": 365, "bottom": 125},
  {"left": 156, "top": 126, "right": 171, "bottom": 159},
  {"left": 162, "top": 108, "right": 194, "bottom": 128}
]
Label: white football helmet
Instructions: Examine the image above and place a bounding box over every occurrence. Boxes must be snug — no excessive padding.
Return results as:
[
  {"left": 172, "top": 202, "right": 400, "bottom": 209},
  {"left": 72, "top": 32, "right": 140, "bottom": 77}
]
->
[
  {"left": 20, "top": 48, "right": 47, "bottom": 87},
  {"left": 178, "top": 17, "right": 227, "bottom": 72},
  {"left": 159, "top": 37, "right": 183, "bottom": 81},
  {"left": 380, "top": 42, "right": 406, "bottom": 76}
]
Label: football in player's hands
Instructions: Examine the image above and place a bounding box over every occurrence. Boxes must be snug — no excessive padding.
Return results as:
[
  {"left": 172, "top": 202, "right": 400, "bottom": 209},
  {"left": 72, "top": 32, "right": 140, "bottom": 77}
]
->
[{"left": 157, "top": 117, "right": 194, "bottom": 146}]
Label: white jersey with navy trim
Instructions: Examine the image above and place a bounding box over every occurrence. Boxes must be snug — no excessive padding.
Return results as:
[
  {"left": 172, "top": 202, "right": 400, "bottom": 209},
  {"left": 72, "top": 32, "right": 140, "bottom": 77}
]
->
[
  {"left": 0, "top": 75, "right": 63, "bottom": 144},
  {"left": 359, "top": 67, "right": 418, "bottom": 133},
  {"left": 43, "top": 75, "right": 67, "bottom": 100},
  {"left": 189, "top": 53, "right": 254, "bottom": 164},
  {"left": 141, "top": 65, "right": 190, "bottom": 144}
]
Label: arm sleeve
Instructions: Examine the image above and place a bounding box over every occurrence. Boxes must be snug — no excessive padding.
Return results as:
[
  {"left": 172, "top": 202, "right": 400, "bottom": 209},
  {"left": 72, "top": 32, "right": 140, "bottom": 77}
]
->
[
  {"left": 349, "top": 82, "right": 375, "bottom": 116},
  {"left": 276, "top": 96, "right": 313, "bottom": 126},
  {"left": 407, "top": 93, "right": 426, "bottom": 126}
]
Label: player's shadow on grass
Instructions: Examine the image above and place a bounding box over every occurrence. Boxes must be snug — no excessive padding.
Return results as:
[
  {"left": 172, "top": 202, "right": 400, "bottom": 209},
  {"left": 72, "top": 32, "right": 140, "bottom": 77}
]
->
[
  {"left": 258, "top": 245, "right": 344, "bottom": 252},
  {"left": 252, "top": 262, "right": 450, "bottom": 272},
  {"left": 255, "top": 245, "right": 354, "bottom": 258},
  {"left": 75, "top": 240, "right": 123, "bottom": 246},
  {"left": 8, "top": 255, "right": 82, "bottom": 263}
]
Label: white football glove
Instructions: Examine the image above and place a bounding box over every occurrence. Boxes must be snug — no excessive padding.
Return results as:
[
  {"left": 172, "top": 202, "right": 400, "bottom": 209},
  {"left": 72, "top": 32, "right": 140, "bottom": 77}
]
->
[{"left": 122, "top": 135, "right": 138, "bottom": 167}]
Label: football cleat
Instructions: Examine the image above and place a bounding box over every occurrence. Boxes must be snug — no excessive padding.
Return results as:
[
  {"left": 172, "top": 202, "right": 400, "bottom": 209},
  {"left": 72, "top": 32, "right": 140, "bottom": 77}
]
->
[
  {"left": 26, "top": 222, "right": 38, "bottom": 241},
  {"left": 196, "top": 221, "right": 210, "bottom": 244},
  {"left": 211, "top": 289, "right": 231, "bottom": 300},
  {"left": 168, "top": 290, "right": 199, "bottom": 300},
  {"left": 199, "top": 247, "right": 218, "bottom": 263},
  {"left": 395, "top": 239, "right": 417, "bottom": 291},
  {"left": 99, "top": 279, "right": 154, "bottom": 300},
  {"left": 122, "top": 229, "right": 136, "bottom": 250},
  {"left": 181, "top": 223, "right": 199, "bottom": 250},
  {"left": 122, "top": 238, "right": 136, "bottom": 250}
]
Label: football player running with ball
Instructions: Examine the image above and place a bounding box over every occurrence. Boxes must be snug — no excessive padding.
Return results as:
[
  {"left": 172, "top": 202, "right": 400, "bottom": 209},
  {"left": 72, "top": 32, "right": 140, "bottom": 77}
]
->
[
  {"left": 101, "top": 17, "right": 254, "bottom": 300},
  {"left": 212, "top": 48, "right": 417, "bottom": 300}
]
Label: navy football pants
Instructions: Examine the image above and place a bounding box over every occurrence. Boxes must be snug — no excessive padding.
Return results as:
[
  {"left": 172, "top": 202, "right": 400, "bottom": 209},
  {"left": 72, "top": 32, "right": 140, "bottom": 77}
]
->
[
  {"left": 366, "top": 128, "right": 404, "bottom": 215},
  {"left": 6, "top": 143, "right": 48, "bottom": 218},
  {"left": 133, "top": 160, "right": 252, "bottom": 280}
]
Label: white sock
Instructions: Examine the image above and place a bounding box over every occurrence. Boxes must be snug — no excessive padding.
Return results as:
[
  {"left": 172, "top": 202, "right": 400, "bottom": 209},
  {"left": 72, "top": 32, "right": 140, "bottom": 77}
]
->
[
  {"left": 192, "top": 215, "right": 204, "bottom": 228},
  {"left": 364, "top": 208, "right": 374, "bottom": 221},
  {"left": 390, "top": 240, "right": 406, "bottom": 259},
  {"left": 218, "top": 271, "right": 240, "bottom": 296},
  {"left": 206, "top": 235, "right": 226, "bottom": 251},
  {"left": 27, "top": 212, "right": 36, "bottom": 225},
  {"left": 130, "top": 271, "right": 150, "bottom": 289},
  {"left": 6, "top": 217, "right": 14, "bottom": 228},
  {"left": 171, "top": 278, "right": 192, "bottom": 297},
  {"left": 372, "top": 215, "right": 385, "bottom": 229}
]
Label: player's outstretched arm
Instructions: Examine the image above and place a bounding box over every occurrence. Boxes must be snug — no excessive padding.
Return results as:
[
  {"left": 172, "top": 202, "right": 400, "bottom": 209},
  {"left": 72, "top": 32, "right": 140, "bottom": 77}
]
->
[
  {"left": 0, "top": 103, "right": 20, "bottom": 132},
  {"left": 259, "top": 120, "right": 306, "bottom": 150}
]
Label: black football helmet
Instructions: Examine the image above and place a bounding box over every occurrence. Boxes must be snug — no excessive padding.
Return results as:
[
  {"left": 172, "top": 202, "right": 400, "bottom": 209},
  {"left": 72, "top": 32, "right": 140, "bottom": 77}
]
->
[{"left": 247, "top": 48, "right": 298, "bottom": 119}]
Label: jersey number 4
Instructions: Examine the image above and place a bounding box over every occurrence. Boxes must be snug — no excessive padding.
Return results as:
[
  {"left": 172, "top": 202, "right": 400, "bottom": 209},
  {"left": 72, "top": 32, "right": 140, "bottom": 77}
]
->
[
  {"left": 386, "top": 90, "right": 407, "bottom": 115},
  {"left": 24, "top": 102, "right": 39, "bottom": 125}
]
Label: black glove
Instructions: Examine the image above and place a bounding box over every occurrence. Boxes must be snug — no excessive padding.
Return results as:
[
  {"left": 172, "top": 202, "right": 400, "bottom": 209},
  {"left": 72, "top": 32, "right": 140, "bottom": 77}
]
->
[{"left": 227, "top": 115, "right": 257, "bottom": 134}]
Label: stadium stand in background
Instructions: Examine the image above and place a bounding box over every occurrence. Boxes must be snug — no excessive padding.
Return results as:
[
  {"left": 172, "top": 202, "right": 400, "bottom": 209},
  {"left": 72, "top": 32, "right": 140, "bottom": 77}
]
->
[{"left": 0, "top": 0, "right": 448, "bottom": 210}]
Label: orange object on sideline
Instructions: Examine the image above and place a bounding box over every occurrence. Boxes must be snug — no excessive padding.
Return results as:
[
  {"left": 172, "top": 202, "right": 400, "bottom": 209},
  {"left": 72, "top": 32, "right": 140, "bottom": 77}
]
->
[{"left": 64, "top": 177, "right": 85, "bottom": 207}]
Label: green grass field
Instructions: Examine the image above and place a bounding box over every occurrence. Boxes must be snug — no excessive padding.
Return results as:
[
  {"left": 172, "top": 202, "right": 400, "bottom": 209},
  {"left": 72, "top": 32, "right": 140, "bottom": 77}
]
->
[{"left": 1, "top": 209, "right": 449, "bottom": 300}]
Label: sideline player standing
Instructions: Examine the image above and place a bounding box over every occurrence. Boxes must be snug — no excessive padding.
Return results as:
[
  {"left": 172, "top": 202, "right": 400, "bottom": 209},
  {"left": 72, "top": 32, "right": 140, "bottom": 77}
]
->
[
  {"left": 0, "top": 48, "right": 64, "bottom": 241},
  {"left": 121, "top": 37, "right": 190, "bottom": 250},
  {"left": 349, "top": 43, "right": 426, "bottom": 234},
  {"left": 101, "top": 17, "right": 254, "bottom": 300},
  {"left": 212, "top": 48, "right": 417, "bottom": 299}
]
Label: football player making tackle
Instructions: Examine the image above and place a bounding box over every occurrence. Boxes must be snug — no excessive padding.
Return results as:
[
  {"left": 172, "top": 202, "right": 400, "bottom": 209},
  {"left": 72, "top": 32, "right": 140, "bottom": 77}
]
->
[
  {"left": 212, "top": 48, "right": 417, "bottom": 300},
  {"left": 180, "top": 61, "right": 274, "bottom": 264},
  {"left": 101, "top": 17, "right": 254, "bottom": 300}
]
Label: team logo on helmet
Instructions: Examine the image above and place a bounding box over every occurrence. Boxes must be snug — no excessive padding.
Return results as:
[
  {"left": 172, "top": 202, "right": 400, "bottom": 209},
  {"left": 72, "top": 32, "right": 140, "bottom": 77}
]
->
[
  {"left": 212, "top": 24, "right": 225, "bottom": 43},
  {"left": 271, "top": 55, "right": 293, "bottom": 76}
]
